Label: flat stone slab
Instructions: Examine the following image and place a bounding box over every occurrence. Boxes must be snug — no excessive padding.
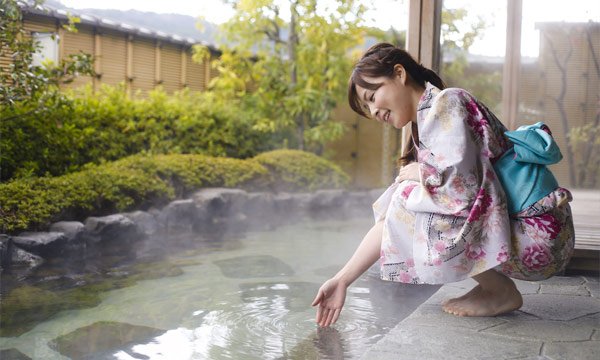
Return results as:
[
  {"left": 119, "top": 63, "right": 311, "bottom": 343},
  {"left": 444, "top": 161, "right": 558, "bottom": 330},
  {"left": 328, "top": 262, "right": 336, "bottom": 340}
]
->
[
  {"left": 52, "top": 321, "right": 165, "bottom": 359},
  {"left": 362, "top": 276, "right": 600, "bottom": 360},
  {"left": 520, "top": 294, "right": 600, "bottom": 321},
  {"left": 360, "top": 325, "right": 542, "bottom": 359}
]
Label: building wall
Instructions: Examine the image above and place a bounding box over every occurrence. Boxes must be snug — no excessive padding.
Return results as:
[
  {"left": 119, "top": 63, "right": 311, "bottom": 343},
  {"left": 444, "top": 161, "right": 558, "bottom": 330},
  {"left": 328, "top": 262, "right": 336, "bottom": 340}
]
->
[
  {"left": 61, "top": 23, "right": 95, "bottom": 89},
  {"left": 17, "top": 12, "right": 212, "bottom": 96}
]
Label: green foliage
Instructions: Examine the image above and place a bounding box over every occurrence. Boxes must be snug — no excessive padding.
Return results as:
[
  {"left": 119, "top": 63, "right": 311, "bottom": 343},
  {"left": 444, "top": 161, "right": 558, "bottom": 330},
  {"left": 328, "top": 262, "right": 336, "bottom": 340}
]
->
[
  {"left": 1, "top": 84, "right": 275, "bottom": 181},
  {"left": 440, "top": 6, "right": 502, "bottom": 113},
  {"left": 198, "top": 0, "right": 370, "bottom": 152},
  {"left": 0, "top": 151, "right": 348, "bottom": 233},
  {"left": 254, "top": 149, "right": 349, "bottom": 191},
  {"left": 1, "top": 0, "right": 95, "bottom": 180}
]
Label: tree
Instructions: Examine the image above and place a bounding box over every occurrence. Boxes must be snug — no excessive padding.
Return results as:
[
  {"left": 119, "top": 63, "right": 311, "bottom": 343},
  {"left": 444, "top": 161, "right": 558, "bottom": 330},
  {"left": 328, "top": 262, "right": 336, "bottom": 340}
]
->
[
  {"left": 0, "top": 0, "right": 94, "bottom": 179},
  {"left": 439, "top": 7, "right": 502, "bottom": 113},
  {"left": 194, "top": 0, "right": 369, "bottom": 153}
]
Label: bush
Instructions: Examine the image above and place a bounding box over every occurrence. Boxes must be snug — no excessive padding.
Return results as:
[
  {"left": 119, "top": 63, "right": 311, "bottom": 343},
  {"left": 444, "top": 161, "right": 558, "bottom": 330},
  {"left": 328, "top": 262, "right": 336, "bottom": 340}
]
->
[
  {"left": 1, "top": 85, "right": 276, "bottom": 181},
  {"left": 0, "top": 150, "right": 348, "bottom": 233},
  {"left": 254, "top": 149, "right": 349, "bottom": 191}
]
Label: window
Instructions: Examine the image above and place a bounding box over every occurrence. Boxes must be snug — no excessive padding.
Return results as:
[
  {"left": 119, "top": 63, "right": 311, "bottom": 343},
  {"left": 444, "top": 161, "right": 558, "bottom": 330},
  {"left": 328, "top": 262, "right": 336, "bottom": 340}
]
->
[{"left": 31, "top": 32, "right": 59, "bottom": 67}]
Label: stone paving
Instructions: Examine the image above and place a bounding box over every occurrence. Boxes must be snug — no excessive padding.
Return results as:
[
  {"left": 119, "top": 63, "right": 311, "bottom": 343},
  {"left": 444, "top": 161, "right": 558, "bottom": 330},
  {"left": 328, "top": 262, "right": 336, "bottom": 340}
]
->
[{"left": 361, "top": 276, "right": 600, "bottom": 360}]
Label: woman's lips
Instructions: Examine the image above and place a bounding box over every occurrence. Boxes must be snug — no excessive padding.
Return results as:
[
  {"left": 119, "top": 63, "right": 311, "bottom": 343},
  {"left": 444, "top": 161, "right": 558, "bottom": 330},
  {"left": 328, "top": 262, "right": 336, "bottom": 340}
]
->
[{"left": 384, "top": 111, "right": 390, "bottom": 123}]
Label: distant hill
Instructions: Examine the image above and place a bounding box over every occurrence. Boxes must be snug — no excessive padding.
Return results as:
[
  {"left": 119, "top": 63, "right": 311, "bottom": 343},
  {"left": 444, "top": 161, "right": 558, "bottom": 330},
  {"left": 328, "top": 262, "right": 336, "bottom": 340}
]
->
[{"left": 43, "top": 0, "right": 220, "bottom": 45}]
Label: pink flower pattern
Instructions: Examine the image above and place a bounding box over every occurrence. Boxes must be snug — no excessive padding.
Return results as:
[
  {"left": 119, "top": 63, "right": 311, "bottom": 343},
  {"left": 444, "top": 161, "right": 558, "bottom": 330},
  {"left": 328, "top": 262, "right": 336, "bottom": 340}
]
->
[
  {"left": 523, "top": 213, "right": 561, "bottom": 240},
  {"left": 521, "top": 244, "right": 553, "bottom": 271},
  {"left": 467, "top": 188, "right": 492, "bottom": 222}
]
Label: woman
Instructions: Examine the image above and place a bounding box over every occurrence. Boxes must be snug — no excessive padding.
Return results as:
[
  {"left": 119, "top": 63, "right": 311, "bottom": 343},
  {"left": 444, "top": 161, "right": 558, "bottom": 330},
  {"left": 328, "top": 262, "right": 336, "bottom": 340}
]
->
[{"left": 312, "top": 43, "right": 574, "bottom": 327}]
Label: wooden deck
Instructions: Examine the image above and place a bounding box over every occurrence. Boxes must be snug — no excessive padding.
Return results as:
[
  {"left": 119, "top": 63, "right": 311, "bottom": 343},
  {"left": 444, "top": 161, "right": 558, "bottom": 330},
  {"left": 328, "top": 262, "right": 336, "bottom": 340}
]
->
[
  {"left": 570, "top": 189, "right": 600, "bottom": 251},
  {"left": 567, "top": 189, "right": 600, "bottom": 273}
]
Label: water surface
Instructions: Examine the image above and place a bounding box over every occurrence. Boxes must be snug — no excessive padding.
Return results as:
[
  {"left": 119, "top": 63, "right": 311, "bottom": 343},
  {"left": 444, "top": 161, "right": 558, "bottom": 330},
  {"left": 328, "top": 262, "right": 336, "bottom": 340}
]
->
[{"left": 0, "top": 218, "right": 440, "bottom": 359}]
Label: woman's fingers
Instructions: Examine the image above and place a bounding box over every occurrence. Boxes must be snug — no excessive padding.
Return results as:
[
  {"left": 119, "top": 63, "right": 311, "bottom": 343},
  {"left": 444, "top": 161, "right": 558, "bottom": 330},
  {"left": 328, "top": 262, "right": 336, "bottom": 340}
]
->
[
  {"left": 324, "top": 307, "right": 336, "bottom": 327},
  {"left": 311, "top": 290, "right": 323, "bottom": 307},
  {"left": 318, "top": 307, "right": 329, "bottom": 327},
  {"left": 331, "top": 308, "right": 341, "bottom": 325},
  {"left": 316, "top": 306, "right": 342, "bottom": 327}
]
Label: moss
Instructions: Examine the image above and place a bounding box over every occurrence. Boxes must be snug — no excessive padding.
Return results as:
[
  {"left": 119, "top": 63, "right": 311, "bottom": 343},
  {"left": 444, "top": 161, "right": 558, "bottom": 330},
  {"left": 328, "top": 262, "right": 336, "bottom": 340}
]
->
[
  {"left": 0, "top": 286, "right": 64, "bottom": 336},
  {"left": 0, "top": 260, "right": 185, "bottom": 337},
  {"left": 0, "top": 151, "right": 347, "bottom": 233}
]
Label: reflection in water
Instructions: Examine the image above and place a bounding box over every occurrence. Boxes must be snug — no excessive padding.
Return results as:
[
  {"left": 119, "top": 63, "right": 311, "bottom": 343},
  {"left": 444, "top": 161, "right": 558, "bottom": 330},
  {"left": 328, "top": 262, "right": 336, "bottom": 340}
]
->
[{"left": 0, "top": 218, "right": 440, "bottom": 359}]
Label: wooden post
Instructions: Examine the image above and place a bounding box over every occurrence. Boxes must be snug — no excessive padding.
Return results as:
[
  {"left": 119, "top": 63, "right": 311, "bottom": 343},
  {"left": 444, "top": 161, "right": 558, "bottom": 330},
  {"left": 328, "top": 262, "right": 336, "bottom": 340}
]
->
[
  {"left": 93, "top": 30, "right": 102, "bottom": 92},
  {"left": 180, "top": 47, "right": 187, "bottom": 89},
  {"left": 57, "top": 23, "right": 65, "bottom": 62},
  {"left": 396, "top": 0, "right": 442, "bottom": 180},
  {"left": 204, "top": 56, "right": 211, "bottom": 90},
  {"left": 126, "top": 34, "right": 133, "bottom": 97},
  {"left": 155, "top": 40, "right": 162, "bottom": 85},
  {"left": 502, "top": 0, "right": 522, "bottom": 130}
]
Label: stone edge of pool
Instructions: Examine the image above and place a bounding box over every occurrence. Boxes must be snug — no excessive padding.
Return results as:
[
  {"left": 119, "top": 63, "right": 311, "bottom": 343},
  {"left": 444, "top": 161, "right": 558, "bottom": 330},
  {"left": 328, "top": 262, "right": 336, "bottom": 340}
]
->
[{"left": 360, "top": 275, "right": 600, "bottom": 360}]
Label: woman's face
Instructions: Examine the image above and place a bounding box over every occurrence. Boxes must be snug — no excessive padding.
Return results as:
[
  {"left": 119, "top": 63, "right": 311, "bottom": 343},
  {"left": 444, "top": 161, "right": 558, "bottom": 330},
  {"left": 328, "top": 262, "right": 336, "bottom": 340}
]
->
[{"left": 355, "top": 71, "right": 416, "bottom": 129}]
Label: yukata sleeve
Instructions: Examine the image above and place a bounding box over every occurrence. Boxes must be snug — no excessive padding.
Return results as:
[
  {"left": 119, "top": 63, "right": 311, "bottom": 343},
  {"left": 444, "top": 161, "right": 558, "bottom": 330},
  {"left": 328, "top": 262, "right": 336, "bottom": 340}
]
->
[{"left": 404, "top": 88, "right": 490, "bottom": 217}]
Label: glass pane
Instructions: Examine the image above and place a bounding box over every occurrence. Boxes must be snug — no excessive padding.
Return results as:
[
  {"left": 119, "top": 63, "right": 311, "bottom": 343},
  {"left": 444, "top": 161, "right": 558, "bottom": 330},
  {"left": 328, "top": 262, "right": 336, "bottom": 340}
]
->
[
  {"left": 32, "top": 32, "right": 59, "bottom": 66},
  {"left": 439, "top": 0, "right": 507, "bottom": 115},
  {"left": 518, "top": 0, "right": 600, "bottom": 188}
]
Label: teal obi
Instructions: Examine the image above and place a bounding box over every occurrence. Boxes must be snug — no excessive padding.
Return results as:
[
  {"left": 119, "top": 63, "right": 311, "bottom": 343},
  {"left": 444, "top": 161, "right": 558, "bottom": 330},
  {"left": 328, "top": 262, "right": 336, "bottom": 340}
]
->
[{"left": 493, "top": 122, "right": 562, "bottom": 214}]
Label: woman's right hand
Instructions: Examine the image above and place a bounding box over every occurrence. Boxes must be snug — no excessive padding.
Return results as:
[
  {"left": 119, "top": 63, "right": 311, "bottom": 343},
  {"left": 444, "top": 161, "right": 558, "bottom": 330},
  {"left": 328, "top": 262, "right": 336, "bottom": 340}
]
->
[{"left": 311, "top": 277, "right": 348, "bottom": 327}]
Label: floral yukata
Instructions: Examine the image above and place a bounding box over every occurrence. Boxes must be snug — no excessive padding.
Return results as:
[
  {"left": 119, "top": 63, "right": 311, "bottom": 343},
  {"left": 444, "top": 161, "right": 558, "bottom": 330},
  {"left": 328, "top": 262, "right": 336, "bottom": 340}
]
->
[{"left": 373, "top": 83, "right": 574, "bottom": 284}]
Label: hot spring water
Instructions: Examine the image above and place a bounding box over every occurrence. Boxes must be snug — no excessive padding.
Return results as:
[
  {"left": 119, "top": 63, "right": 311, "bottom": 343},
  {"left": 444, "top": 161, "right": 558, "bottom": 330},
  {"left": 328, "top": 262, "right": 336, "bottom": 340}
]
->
[{"left": 0, "top": 217, "right": 440, "bottom": 359}]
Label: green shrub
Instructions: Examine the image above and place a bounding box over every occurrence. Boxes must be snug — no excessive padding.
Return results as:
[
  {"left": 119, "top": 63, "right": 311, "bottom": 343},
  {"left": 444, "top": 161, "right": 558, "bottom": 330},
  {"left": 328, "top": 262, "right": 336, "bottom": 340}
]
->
[
  {"left": 0, "top": 151, "right": 347, "bottom": 233},
  {"left": 253, "top": 149, "right": 349, "bottom": 191},
  {"left": 1, "top": 84, "right": 277, "bottom": 181}
]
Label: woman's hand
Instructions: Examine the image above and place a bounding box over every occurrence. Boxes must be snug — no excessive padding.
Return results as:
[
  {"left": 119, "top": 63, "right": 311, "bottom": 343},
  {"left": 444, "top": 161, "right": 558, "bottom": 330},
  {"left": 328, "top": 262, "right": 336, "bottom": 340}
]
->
[
  {"left": 396, "top": 162, "right": 420, "bottom": 182},
  {"left": 311, "top": 277, "right": 348, "bottom": 327}
]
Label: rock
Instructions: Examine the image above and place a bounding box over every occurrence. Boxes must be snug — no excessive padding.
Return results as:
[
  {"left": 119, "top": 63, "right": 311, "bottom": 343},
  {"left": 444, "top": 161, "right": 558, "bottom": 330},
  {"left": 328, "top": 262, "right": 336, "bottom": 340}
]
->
[
  {"left": 11, "top": 247, "right": 44, "bottom": 268},
  {"left": 123, "top": 210, "right": 159, "bottom": 236},
  {"left": 0, "top": 348, "right": 32, "bottom": 360},
  {"left": 11, "top": 232, "right": 67, "bottom": 257},
  {"left": 83, "top": 214, "right": 142, "bottom": 245},
  {"left": 242, "top": 192, "right": 277, "bottom": 229},
  {"left": 192, "top": 188, "right": 250, "bottom": 233},
  {"left": 308, "top": 189, "right": 348, "bottom": 218},
  {"left": 343, "top": 191, "right": 375, "bottom": 218},
  {"left": 192, "top": 188, "right": 249, "bottom": 217},
  {"left": 156, "top": 199, "right": 199, "bottom": 234},
  {"left": 0, "top": 234, "right": 13, "bottom": 272},
  {"left": 49, "top": 221, "right": 85, "bottom": 251},
  {"left": 0, "top": 234, "right": 43, "bottom": 274},
  {"left": 271, "top": 192, "right": 312, "bottom": 221}
]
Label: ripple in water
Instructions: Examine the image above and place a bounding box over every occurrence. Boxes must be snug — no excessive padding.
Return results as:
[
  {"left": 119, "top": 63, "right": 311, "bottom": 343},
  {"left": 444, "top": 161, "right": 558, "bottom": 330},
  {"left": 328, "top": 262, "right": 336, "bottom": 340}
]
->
[{"left": 117, "top": 275, "right": 437, "bottom": 360}]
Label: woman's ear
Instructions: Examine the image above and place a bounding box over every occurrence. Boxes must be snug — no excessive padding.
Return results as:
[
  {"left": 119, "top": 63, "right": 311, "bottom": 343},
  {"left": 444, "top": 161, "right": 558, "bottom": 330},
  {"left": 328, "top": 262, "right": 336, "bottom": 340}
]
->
[{"left": 393, "top": 64, "right": 406, "bottom": 85}]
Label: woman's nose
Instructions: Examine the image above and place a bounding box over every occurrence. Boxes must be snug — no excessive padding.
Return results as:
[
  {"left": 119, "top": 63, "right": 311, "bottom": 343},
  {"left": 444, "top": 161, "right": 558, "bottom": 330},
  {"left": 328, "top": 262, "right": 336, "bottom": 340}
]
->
[{"left": 369, "top": 104, "right": 378, "bottom": 119}]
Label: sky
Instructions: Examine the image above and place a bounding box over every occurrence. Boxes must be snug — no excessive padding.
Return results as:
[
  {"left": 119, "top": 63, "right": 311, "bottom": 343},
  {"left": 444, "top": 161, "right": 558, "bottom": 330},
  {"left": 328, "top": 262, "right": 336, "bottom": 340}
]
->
[{"left": 57, "top": 0, "right": 599, "bottom": 57}]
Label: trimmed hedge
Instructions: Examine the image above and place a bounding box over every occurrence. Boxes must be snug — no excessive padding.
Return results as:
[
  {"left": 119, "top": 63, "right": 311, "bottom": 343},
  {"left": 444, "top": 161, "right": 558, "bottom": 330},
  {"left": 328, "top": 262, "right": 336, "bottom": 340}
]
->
[
  {"left": 254, "top": 149, "right": 349, "bottom": 191},
  {"left": 0, "top": 150, "right": 349, "bottom": 234}
]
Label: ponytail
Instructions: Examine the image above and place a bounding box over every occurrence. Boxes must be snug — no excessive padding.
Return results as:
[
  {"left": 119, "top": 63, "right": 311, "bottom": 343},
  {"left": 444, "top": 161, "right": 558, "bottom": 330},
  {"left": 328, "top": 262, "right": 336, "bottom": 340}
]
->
[{"left": 419, "top": 66, "right": 446, "bottom": 91}]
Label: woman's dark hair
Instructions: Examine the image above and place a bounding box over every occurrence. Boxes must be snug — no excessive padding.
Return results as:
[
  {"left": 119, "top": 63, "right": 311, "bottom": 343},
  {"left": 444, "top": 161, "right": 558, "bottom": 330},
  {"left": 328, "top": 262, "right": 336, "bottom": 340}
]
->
[{"left": 347, "top": 42, "right": 446, "bottom": 167}]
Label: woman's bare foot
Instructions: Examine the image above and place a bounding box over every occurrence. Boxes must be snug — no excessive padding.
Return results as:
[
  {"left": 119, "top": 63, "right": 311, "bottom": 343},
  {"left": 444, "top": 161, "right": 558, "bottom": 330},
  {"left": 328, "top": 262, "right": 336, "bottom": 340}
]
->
[
  {"left": 442, "top": 270, "right": 523, "bottom": 317},
  {"left": 442, "top": 284, "right": 482, "bottom": 306}
]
